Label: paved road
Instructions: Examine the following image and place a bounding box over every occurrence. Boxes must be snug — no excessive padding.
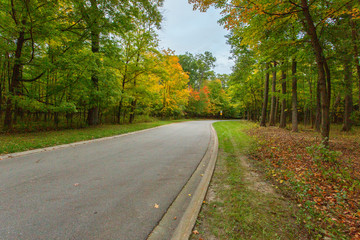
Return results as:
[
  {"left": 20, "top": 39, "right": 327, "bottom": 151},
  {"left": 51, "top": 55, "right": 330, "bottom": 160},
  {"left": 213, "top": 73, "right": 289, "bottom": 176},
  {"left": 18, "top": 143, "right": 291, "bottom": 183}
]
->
[{"left": 0, "top": 121, "right": 214, "bottom": 240}]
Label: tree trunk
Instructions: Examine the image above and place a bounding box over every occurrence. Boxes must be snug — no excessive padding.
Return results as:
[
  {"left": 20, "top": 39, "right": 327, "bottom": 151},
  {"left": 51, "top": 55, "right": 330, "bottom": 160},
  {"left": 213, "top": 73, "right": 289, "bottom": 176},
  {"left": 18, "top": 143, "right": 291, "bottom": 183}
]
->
[
  {"left": 4, "top": 24, "right": 26, "bottom": 129},
  {"left": 275, "top": 93, "right": 279, "bottom": 124},
  {"left": 291, "top": 59, "right": 298, "bottom": 132},
  {"left": 332, "top": 94, "right": 341, "bottom": 123},
  {"left": 315, "top": 80, "right": 321, "bottom": 131},
  {"left": 0, "top": 71, "right": 2, "bottom": 118},
  {"left": 300, "top": 0, "right": 331, "bottom": 145},
  {"left": 117, "top": 99, "right": 123, "bottom": 124},
  {"left": 349, "top": 10, "right": 360, "bottom": 109},
  {"left": 309, "top": 78, "right": 315, "bottom": 128},
  {"left": 342, "top": 58, "right": 353, "bottom": 131},
  {"left": 0, "top": 58, "right": 8, "bottom": 119},
  {"left": 87, "top": 106, "right": 98, "bottom": 126},
  {"left": 279, "top": 67, "right": 287, "bottom": 128},
  {"left": 129, "top": 99, "right": 137, "bottom": 124},
  {"left": 129, "top": 53, "right": 141, "bottom": 124},
  {"left": 117, "top": 70, "right": 128, "bottom": 124},
  {"left": 269, "top": 61, "right": 277, "bottom": 126},
  {"left": 260, "top": 63, "right": 270, "bottom": 127},
  {"left": 87, "top": 0, "right": 100, "bottom": 126},
  {"left": 54, "top": 112, "right": 59, "bottom": 128}
]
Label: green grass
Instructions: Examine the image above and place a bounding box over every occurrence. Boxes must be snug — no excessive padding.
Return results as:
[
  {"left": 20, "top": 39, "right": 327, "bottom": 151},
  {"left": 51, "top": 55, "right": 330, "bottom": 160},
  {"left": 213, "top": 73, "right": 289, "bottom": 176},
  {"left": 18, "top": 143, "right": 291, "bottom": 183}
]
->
[
  {"left": 191, "top": 121, "right": 308, "bottom": 240},
  {"left": 0, "top": 120, "right": 177, "bottom": 155}
]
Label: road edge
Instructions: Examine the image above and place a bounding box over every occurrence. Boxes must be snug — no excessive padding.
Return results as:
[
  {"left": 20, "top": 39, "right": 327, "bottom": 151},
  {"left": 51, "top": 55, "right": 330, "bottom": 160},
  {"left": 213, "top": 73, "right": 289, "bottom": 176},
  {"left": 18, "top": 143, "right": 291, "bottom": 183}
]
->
[
  {"left": 0, "top": 123, "right": 177, "bottom": 161},
  {"left": 171, "top": 124, "right": 218, "bottom": 240},
  {"left": 147, "top": 123, "right": 219, "bottom": 240}
]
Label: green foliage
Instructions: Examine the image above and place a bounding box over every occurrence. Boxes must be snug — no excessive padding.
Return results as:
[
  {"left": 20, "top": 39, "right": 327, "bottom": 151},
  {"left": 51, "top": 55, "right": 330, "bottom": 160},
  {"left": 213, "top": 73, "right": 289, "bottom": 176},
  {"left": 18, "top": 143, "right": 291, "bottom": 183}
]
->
[
  {"left": 178, "top": 51, "right": 216, "bottom": 89},
  {"left": 0, "top": 0, "right": 206, "bottom": 129},
  {"left": 189, "top": 0, "right": 360, "bottom": 138},
  {"left": 350, "top": 111, "right": 360, "bottom": 126},
  {"left": 306, "top": 143, "right": 342, "bottom": 166},
  {"left": 186, "top": 78, "right": 232, "bottom": 118}
]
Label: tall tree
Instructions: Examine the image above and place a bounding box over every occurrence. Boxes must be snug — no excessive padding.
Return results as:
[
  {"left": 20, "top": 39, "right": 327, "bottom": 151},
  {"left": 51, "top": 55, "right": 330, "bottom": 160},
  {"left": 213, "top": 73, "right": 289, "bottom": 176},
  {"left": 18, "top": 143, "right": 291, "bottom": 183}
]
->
[
  {"left": 279, "top": 65, "right": 287, "bottom": 128},
  {"left": 189, "top": 0, "right": 359, "bottom": 144},
  {"left": 291, "top": 59, "right": 298, "bottom": 132},
  {"left": 178, "top": 51, "right": 216, "bottom": 89},
  {"left": 1, "top": 0, "right": 60, "bottom": 128},
  {"left": 260, "top": 63, "right": 270, "bottom": 127},
  {"left": 342, "top": 57, "right": 353, "bottom": 131},
  {"left": 73, "top": 0, "right": 163, "bottom": 125},
  {"left": 269, "top": 62, "right": 277, "bottom": 126}
]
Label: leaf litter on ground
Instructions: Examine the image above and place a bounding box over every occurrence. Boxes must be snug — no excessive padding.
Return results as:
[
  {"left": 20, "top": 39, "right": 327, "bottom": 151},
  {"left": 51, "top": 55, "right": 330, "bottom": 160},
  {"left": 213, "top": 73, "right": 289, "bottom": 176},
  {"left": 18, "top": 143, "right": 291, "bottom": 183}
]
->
[{"left": 249, "top": 126, "right": 360, "bottom": 239}]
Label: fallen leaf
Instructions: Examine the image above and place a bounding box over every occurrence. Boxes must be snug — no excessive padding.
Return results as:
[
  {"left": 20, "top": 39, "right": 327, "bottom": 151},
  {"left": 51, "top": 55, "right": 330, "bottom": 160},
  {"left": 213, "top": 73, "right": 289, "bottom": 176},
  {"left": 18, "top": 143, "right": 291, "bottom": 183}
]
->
[
  {"left": 74, "top": 183, "right": 79, "bottom": 186},
  {"left": 154, "top": 203, "right": 159, "bottom": 209},
  {"left": 188, "top": 194, "right": 191, "bottom": 197},
  {"left": 192, "top": 230, "right": 199, "bottom": 235}
]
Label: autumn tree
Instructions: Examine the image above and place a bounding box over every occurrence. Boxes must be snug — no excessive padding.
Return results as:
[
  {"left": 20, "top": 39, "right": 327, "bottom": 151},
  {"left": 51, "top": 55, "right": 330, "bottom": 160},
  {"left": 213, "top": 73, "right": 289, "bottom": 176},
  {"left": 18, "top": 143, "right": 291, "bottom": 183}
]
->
[
  {"left": 72, "top": 0, "right": 163, "bottom": 125},
  {"left": 178, "top": 51, "right": 216, "bottom": 89},
  {"left": 0, "top": 0, "right": 169, "bottom": 130},
  {"left": 189, "top": 0, "right": 360, "bottom": 144}
]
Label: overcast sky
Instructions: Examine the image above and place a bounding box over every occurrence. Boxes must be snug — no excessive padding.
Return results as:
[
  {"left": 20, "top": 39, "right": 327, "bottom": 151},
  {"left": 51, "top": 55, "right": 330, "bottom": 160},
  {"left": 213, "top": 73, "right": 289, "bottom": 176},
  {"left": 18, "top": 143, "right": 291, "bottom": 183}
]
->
[{"left": 156, "top": 0, "right": 234, "bottom": 74}]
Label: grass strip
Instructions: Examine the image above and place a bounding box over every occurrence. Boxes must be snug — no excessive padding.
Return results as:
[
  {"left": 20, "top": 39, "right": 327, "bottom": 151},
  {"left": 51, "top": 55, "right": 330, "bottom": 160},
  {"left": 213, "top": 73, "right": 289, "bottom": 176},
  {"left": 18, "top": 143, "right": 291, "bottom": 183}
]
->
[
  {"left": 0, "top": 121, "right": 176, "bottom": 155},
  {"left": 191, "top": 121, "right": 308, "bottom": 240}
]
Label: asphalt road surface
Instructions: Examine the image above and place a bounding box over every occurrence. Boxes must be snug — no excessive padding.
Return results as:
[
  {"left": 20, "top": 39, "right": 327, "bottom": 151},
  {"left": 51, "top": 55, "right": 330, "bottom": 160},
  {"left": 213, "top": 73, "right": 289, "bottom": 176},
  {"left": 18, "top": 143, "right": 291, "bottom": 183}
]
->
[{"left": 0, "top": 121, "right": 214, "bottom": 240}]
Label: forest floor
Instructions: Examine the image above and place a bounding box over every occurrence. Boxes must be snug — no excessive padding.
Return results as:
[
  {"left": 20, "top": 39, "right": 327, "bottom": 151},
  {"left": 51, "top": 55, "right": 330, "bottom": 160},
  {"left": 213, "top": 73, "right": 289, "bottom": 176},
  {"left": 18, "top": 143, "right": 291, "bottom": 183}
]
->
[
  {"left": 249, "top": 124, "right": 360, "bottom": 239},
  {"left": 0, "top": 120, "right": 181, "bottom": 154},
  {"left": 191, "top": 121, "right": 360, "bottom": 240}
]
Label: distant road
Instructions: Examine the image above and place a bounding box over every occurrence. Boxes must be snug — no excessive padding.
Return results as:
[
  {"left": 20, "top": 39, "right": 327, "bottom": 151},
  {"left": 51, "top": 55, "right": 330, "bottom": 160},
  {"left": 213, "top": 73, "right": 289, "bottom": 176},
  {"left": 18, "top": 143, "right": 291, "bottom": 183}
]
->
[{"left": 0, "top": 121, "right": 214, "bottom": 240}]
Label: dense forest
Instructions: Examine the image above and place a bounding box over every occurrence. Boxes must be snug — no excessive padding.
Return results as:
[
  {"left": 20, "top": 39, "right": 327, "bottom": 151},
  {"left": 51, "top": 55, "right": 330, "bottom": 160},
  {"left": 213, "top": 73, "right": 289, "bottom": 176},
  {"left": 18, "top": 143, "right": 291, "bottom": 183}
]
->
[
  {"left": 190, "top": 0, "right": 360, "bottom": 144},
  {"left": 0, "top": 0, "right": 232, "bottom": 132},
  {"left": 1, "top": 0, "right": 360, "bottom": 145}
]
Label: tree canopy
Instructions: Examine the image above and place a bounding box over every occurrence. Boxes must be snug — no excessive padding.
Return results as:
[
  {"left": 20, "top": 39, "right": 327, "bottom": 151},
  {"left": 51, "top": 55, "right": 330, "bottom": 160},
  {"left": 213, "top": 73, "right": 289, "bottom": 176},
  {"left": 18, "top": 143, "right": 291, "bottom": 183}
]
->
[{"left": 188, "top": 0, "right": 360, "bottom": 143}]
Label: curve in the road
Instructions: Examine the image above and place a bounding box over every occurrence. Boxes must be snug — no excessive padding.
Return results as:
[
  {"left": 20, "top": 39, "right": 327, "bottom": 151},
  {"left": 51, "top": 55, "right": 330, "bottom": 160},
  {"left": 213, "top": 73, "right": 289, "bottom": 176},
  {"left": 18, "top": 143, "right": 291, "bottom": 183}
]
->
[{"left": 0, "top": 121, "right": 215, "bottom": 240}]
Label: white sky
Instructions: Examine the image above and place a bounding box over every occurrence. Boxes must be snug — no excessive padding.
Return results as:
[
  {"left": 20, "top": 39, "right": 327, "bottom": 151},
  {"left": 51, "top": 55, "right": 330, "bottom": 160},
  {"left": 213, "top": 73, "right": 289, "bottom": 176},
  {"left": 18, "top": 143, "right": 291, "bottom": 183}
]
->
[{"left": 156, "top": 0, "right": 234, "bottom": 74}]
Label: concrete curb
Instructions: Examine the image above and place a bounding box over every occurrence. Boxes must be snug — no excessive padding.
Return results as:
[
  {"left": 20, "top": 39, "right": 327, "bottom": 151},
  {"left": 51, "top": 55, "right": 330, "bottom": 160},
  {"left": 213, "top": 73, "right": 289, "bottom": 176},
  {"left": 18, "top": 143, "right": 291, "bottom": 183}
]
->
[
  {"left": 148, "top": 124, "right": 219, "bottom": 240},
  {"left": 0, "top": 123, "right": 175, "bottom": 161},
  {"left": 171, "top": 124, "right": 218, "bottom": 240}
]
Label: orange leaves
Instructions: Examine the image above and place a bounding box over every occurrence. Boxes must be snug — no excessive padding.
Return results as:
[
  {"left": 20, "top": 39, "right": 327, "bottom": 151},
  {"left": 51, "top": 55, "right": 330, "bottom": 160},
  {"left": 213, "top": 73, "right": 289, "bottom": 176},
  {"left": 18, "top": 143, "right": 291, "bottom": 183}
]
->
[
  {"left": 188, "top": 0, "right": 216, "bottom": 12},
  {"left": 187, "top": 84, "right": 219, "bottom": 116},
  {"left": 250, "top": 127, "right": 360, "bottom": 238},
  {"left": 156, "top": 50, "right": 190, "bottom": 116},
  {"left": 202, "top": 85, "right": 210, "bottom": 95},
  {"left": 189, "top": 88, "right": 201, "bottom": 101}
]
